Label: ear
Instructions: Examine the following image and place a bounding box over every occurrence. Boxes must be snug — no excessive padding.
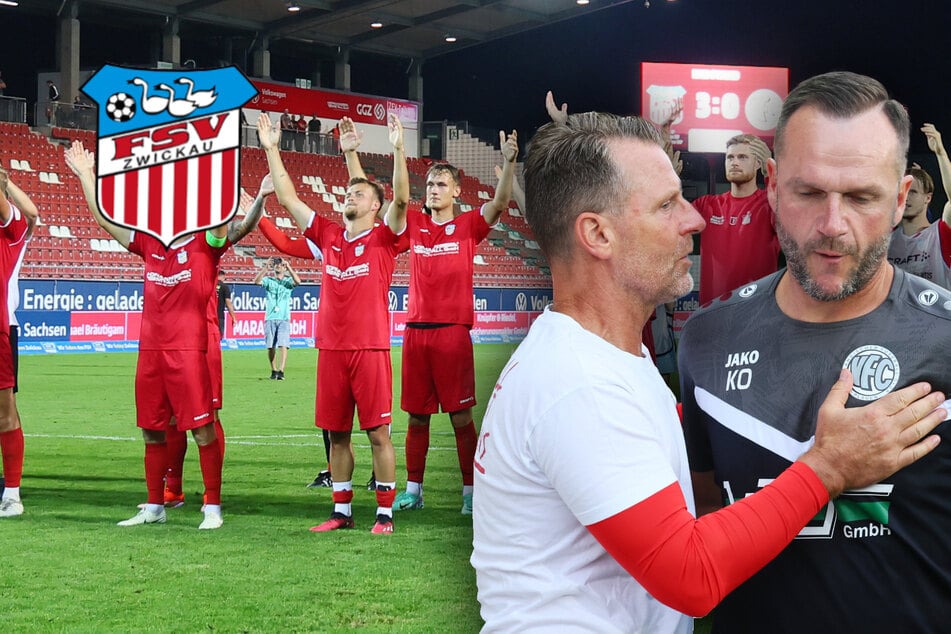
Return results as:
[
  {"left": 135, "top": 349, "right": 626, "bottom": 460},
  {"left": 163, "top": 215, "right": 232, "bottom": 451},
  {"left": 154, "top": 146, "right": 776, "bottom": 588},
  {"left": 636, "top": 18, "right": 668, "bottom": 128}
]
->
[
  {"left": 766, "top": 158, "right": 778, "bottom": 212},
  {"left": 574, "top": 211, "right": 613, "bottom": 260},
  {"left": 893, "top": 174, "right": 913, "bottom": 226},
  {"left": 452, "top": 183, "right": 461, "bottom": 199}
]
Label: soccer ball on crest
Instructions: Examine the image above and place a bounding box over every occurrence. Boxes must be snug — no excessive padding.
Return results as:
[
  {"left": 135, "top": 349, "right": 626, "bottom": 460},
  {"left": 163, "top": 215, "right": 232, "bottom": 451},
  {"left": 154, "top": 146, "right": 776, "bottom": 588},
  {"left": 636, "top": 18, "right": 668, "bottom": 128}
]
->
[{"left": 106, "top": 92, "right": 136, "bottom": 122}]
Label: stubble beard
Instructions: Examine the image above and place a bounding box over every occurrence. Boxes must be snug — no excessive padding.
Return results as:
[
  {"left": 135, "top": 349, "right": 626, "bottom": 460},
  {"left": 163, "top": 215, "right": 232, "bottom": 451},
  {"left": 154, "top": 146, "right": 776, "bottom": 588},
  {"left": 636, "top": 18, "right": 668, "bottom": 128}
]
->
[{"left": 776, "top": 214, "right": 889, "bottom": 302}]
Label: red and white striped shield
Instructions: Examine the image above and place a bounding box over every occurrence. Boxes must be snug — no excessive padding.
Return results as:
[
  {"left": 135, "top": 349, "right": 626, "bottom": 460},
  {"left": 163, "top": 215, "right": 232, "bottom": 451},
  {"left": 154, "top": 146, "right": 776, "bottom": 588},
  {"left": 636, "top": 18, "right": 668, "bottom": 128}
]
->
[{"left": 98, "top": 144, "right": 239, "bottom": 246}]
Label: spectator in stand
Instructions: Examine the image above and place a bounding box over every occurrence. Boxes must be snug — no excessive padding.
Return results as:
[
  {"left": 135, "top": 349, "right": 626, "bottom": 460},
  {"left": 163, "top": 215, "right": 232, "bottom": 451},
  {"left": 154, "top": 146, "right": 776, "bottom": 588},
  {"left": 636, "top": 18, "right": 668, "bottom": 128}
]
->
[
  {"left": 46, "top": 80, "right": 60, "bottom": 125},
  {"left": 307, "top": 115, "right": 322, "bottom": 154},
  {"left": 295, "top": 114, "right": 307, "bottom": 152},
  {"left": 280, "top": 109, "right": 294, "bottom": 151},
  {"left": 887, "top": 123, "right": 951, "bottom": 289},
  {"left": 331, "top": 122, "right": 341, "bottom": 154}
]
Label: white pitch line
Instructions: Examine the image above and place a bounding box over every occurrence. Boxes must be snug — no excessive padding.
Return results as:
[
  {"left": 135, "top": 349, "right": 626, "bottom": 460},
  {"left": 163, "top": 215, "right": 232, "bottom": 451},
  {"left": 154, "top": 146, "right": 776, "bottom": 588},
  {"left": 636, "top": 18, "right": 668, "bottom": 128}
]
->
[{"left": 23, "top": 432, "right": 457, "bottom": 450}]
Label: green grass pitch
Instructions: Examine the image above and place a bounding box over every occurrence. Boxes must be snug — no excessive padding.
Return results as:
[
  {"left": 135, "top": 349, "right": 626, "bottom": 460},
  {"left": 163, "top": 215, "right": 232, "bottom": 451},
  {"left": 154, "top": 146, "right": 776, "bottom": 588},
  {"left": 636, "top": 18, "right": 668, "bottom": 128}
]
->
[{"left": 2, "top": 345, "right": 518, "bottom": 632}]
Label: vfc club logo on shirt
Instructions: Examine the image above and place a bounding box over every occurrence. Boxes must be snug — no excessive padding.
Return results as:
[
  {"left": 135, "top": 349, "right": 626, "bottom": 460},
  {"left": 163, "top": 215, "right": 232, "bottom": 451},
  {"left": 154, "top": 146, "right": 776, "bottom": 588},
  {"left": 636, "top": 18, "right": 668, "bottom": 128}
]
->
[{"left": 82, "top": 64, "right": 257, "bottom": 246}]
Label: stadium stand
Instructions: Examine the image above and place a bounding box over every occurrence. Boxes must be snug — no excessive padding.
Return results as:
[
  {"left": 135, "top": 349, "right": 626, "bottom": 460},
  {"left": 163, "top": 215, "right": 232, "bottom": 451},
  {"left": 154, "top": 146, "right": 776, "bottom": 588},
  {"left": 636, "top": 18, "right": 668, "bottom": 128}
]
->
[{"left": 4, "top": 122, "right": 549, "bottom": 287}]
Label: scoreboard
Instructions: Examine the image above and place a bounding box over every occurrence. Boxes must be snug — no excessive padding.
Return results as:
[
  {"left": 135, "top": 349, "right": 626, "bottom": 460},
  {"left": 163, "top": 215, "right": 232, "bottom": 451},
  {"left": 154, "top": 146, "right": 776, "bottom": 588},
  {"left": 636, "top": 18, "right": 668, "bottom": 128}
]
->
[{"left": 642, "top": 62, "right": 788, "bottom": 152}]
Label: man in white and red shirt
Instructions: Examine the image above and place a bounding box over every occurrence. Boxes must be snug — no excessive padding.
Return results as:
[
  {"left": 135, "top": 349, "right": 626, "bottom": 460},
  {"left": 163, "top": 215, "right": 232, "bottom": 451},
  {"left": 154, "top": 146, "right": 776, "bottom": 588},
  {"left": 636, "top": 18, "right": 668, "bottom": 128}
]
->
[
  {"left": 0, "top": 169, "right": 36, "bottom": 518},
  {"left": 258, "top": 112, "right": 409, "bottom": 534},
  {"left": 693, "top": 134, "right": 780, "bottom": 304},
  {"left": 472, "top": 109, "right": 947, "bottom": 631},
  {"left": 339, "top": 117, "right": 518, "bottom": 515},
  {"left": 65, "top": 141, "right": 263, "bottom": 530}
]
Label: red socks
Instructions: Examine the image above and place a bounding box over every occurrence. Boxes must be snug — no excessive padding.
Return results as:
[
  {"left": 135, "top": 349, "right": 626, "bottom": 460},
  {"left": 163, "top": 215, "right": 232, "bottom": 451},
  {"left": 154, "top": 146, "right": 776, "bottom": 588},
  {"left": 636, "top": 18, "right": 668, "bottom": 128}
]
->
[
  {"left": 405, "top": 423, "right": 430, "bottom": 483},
  {"left": 375, "top": 487, "right": 396, "bottom": 509},
  {"left": 144, "top": 443, "right": 167, "bottom": 505},
  {"left": 454, "top": 421, "right": 477, "bottom": 486},
  {"left": 0, "top": 428, "right": 24, "bottom": 488},
  {"left": 164, "top": 426, "right": 188, "bottom": 494},
  {"left": 198, "top": 439, "right": 222, "bottom": 505},
  {"left": 213, "top": 418, "right": 226, "bottom": 459},
  {"left": 332, "top": 489, "right": 355, "bottom": 505}
]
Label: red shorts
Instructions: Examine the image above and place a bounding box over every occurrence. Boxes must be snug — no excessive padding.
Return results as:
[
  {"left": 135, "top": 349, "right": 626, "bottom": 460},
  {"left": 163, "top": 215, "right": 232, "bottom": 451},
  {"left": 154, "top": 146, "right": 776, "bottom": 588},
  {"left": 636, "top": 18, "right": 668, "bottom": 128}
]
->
[
  {"left": 400, "top": 325, "right": 476, "bottom": 415},
  {"left": 136, "top": 349, "right": 214, "bottom": 431},
  {"left": 316, "top": 348, "right": 392, "bottom": 432},
  {"left": 0, "top": 328, "right": 14, "bottom": 391},
  {"left": 207, "top": 325, "right": 223, "bottom": 410}
]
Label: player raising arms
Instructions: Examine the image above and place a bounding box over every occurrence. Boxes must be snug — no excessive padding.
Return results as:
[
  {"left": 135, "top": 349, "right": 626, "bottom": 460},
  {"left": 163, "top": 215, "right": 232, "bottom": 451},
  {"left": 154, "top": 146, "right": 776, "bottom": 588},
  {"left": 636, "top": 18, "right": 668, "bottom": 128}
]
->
[
  {"left": 257, "top": 111, "right": 408, "bottom": 534},
  {"left": 162, "top": 186, "right": 268, "bottom": 510},
  {"left": 65, "top": 140, "right": 263, "bottom": 530},
  {"left": 0, "top": 168, "right": 37, "bottom": 517},
  {"left": 339, "top": 115, "right": 518, "bottom": 514}
]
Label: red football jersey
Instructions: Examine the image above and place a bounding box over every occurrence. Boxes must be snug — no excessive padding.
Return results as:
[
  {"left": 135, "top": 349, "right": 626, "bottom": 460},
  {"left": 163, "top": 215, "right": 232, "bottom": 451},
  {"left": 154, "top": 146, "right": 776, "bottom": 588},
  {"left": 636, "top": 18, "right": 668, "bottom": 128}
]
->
[
  {"left": 305, "top": 213, "right": 402, "bottom": 350},
  {"left": 693, "top": 189, "right": 779, "bottom": 304},
  {"left": 406, "top": 207, "right": 491, "bottom": 326},
  {"left": 128, "top": 232, "right": 228, "bottom": 351},
  {"left": 0, "top": 204, "right": 29, "bottom": 334}
]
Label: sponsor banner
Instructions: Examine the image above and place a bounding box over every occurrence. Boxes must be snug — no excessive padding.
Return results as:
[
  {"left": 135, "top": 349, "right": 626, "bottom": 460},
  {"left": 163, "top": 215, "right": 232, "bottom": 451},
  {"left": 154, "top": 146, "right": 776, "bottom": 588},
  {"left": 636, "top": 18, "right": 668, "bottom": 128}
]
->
[
  {"left": 19, "top": 311, "right": 70, "bottom": 341},
  {"left": 229, "top": 338, "right": 311, "bottom": 350},
  {"left": 497, "top": 289, "right": 553, "bottom": 312},
  {"left": 391, "top": 311, "right": 407, "bottom": 338},
  {"left": 70, "top": 312, "right": 128, "bottom": 341},
  {"left": 15, "top": 280, "right": 554, "bottom": 353},
  {"left": 249, "top": 80, "right": 419, "bottom": 130},
  {"left": 20, "top": 281, "right": 145, "bottom": 312},
  {"left": 104, "top": 341, "right": 139, "bottom": 352},
  {"left": 226, "top": 312, "right": 315, "bottom": 340}
]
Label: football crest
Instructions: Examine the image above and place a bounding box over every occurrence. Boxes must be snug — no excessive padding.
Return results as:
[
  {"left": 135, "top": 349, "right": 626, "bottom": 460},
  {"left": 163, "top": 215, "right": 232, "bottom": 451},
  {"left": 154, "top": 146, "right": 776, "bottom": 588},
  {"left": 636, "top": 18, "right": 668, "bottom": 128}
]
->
[{"left": 82, "top": 65, "right": 257, "bottom": 246}]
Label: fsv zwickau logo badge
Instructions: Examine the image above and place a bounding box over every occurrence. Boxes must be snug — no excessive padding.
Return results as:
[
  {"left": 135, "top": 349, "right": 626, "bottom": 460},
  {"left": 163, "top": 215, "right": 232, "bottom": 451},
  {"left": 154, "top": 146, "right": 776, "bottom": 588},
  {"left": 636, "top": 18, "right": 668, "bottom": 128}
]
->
[{"left": 82, "top": 65, "right": 257, "bottom": 246}]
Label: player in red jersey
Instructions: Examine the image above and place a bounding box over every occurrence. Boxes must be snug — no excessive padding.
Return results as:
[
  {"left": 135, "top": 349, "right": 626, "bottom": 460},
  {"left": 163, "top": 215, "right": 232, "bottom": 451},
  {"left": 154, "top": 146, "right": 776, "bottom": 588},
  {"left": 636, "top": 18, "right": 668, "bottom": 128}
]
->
[
  {"left": 692, "top": 134, "right": 780, "bottom": 304},
  {"left": 162, "top": 187, "right": 266, "bottom": 509},
  {"left": 0, "top": 168, "right": 37, "bottom": 517},
  {"left": 65, "top": 140, "right": 263, "bottom": 530},
  {"left": 340, "top": 115, "right": 518, "bottom": 514},
  {"left": 258, "top": 111, "right": 409, "bottom": 534}
]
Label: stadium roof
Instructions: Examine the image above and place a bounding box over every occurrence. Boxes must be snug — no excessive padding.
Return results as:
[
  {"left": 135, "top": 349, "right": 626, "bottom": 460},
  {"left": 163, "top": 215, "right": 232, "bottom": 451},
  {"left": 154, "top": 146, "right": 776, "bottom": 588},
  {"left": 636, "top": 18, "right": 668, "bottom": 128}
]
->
[{"left": 26, "top": 0, "right": 637, "bottom": 61}]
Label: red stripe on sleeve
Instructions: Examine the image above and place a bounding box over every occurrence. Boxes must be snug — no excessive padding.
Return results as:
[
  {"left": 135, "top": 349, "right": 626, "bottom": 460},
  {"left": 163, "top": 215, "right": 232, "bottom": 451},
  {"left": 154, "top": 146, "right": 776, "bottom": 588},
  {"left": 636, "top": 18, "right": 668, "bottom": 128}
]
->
[{"left": 587, "top": 461, "right": 828, "bottom": 617}]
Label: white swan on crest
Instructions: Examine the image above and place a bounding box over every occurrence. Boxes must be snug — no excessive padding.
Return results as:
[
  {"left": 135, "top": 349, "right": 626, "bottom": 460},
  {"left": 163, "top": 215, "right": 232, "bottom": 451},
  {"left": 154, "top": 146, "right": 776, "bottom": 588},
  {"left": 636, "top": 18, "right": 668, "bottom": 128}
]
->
[
  {"left": 155, "top": 83, "right": 198, "bottom": 117},
  {"left": 176, "top": 77, "right": 218, "bottom": 109},
  {"left": 128, "top": 77, "right": 169, "bottom": 115}
]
